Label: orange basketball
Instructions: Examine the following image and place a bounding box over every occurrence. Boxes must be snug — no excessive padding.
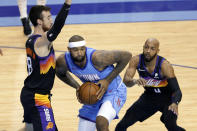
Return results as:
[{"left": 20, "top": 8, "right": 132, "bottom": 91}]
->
[{"left": 78, "top": 82, "right": 100, "bottom": 105}]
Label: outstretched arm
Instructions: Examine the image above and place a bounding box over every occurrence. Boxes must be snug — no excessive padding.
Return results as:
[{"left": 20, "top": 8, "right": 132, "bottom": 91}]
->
[
  {"left": 36, "top": 0, "right": 72, "bottom": 48},
  {"left": 162, "top": 60, "right": 182, "bottom": 115},
  {"left": 123, "top": 55, "right": 146, "bottom": 87},
  {"left": 92, "top": 50, "right": 132, "bottom": 99},
  {"left": 46, "top": 0, "right": 71, "bottom": 42},
  {"left": 56, "top": 54, "right": 80, "bottom": 89}
]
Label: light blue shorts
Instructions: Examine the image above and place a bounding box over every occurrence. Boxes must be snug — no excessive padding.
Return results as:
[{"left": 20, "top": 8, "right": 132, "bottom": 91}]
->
[{"left": 78, "top": 82, "right": 127, "bottom": 122}]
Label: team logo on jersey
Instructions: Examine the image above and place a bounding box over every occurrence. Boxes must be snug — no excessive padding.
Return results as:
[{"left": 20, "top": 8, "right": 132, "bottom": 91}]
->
[
  {"left": 116, "top": 98, "right": 121, "bottom": 107},
  {"left": 146, "top": 79, "right": 161, "bottom": 87},
  {"left": 154, "top": 73, "right": 159, "bottom": 79},
  {"left": 145, "top": 78, "right": 168, "bottom": 87},
  {"left": 46, "top": 122, "right": 54, "bottom": 130}
]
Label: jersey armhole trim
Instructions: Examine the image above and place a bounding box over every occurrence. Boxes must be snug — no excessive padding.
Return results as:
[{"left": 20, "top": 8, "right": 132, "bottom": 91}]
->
[
  {"left": 64, "top": 52, "right": 71, "bottom": 72},
  {"left": 137, "top": 54, "right": 142, "bottom": 69}
]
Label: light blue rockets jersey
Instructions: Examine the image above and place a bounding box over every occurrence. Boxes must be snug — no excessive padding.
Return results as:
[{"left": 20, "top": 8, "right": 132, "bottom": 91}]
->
[{"left": 64, "top": 47, "right": 123, "bottom": 92}]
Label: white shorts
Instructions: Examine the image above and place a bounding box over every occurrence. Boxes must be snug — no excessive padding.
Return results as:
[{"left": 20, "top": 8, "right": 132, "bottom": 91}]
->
[{"left": 78, "top": 101, "right": 116, "bottom": 131}]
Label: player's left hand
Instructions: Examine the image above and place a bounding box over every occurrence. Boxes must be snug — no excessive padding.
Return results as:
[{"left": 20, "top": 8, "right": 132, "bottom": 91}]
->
[
  {"left": 96, "top": 79, "right": 109, "bottom": 100},
  {"left": 168, "top": 103, "right": 178, "bottom": 115}
]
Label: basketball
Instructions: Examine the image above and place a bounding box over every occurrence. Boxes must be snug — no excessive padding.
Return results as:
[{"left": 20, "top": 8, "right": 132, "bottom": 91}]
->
[{"left": 78, "top": 82, "right": 100, "bottom": 105}]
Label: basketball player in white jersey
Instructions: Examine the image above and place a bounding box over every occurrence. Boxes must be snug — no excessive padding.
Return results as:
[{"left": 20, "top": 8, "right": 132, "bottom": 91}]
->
[{"left": 17, "top": 0, "right": 47, "bottom": 36}]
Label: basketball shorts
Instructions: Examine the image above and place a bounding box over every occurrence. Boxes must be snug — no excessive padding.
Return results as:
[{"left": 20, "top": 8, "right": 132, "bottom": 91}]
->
[
  {"left": 78, "top": 82, "right": 127, "bottom": 122},
  {"left": 20, "top": 87, "right": 57, "bottom": 131}
]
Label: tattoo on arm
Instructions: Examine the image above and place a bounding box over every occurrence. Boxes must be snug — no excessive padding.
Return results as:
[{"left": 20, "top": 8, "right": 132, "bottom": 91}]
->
[
  {"left": 56, "top": 54, "right": 80, "bottom": 89},
  {"left": 56, "top": 69, "right": 80, "bottom": 89},
  {"left": 92, "top": 50, "right": 132, "bottom": 83}
]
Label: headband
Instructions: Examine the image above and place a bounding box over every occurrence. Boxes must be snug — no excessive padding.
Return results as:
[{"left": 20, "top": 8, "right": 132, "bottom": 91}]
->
[{"left": 68, "top": 40, "right": 86, "bottom": 48}]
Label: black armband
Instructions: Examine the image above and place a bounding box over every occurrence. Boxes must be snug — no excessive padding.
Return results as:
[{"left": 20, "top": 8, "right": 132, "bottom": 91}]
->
[
  {"left": 47, "top": 3, "right": 71, "bottom": 42},
  {"left": 167, "top": 77, "right": 182, "bottom": 105}
]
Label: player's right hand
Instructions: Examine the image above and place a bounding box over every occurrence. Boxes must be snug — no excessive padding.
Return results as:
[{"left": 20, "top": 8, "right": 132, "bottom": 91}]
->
[
  {"left": 168, "top": 103, "right": 178, "bottom": 115},
  {"left": 65, "top": 0, "right": 72, "bottom": 5},
  {"left": 134, "top": 78, "right": 146, "bottom": 87},
  {"left": 96, "top": 79, "right": 109, "bottom": 100}
]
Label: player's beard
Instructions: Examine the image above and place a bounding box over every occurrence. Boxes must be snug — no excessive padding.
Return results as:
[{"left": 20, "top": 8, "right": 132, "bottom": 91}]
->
[
  {"left": 143, "top": 52, "right": 157, "bottom": 62},
  {"left": 71, "top": 53, "right": 86, "bottom": 63}
]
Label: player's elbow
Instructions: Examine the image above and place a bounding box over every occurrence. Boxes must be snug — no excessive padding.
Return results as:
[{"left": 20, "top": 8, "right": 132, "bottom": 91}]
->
[
  {"left": 55, "top": 67, "right": 66, "bottom": 78},
  {"left": 118, "top": 51, "right": 132, "bottom": 67},
  {"left": 124, "top": 51, "right": 132, "bottom": 62},
  {"left": 47, "top": 29, "right": 59, "bottom": 42},
  {"left": 123, "top": 77, "right": 130, "bottom": 87}
]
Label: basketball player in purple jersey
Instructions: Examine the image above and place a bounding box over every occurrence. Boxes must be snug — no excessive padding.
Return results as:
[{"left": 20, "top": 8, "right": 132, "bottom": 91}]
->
[
  {"left": 20, "top": 0, "right": 72, "bottom": 130},
  {"left": 55, "top": 35, "right": 132, "bottom": 131},
  {"left": 116, "top": 38, "right": 185, "bottom": 131}
]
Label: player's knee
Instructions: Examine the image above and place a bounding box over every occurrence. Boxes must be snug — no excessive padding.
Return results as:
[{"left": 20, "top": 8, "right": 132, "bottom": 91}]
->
[
  {"left": 96, "top": 116, "right": 109, "bottom": 131},
  {"left": 160, "top": 109, "right": 177, "bottom": 123},
  {"left": 161, "top": 116, "right": 178, "bottom": 131},
  {"left": 161, "top": 110, "right": 185, "bottom": 131},
  {"left": 164, "top": 120, "right": 176, "bottom": 129}
]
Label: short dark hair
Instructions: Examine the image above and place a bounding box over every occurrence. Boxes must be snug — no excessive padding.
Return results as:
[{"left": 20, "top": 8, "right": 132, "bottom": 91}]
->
[
  {"left": 29, "top": 5, "right": 51, "bottom": 26},
  {"left": 69, "top": 35, "right": 85, "bottom": 42}
]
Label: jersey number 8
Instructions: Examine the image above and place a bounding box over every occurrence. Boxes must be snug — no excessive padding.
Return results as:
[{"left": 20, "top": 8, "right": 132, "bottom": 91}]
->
[{"left": 27, "top": 57, "right": 33, "bottom": 75}]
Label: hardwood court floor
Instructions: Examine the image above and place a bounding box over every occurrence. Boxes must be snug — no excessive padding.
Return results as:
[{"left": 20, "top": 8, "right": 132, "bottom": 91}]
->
[{"left": 0, "top": 20, "right": 197, "bottom": 131}]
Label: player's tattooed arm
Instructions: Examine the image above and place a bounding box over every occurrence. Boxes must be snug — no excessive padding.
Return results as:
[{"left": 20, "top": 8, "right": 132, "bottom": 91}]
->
[
  {"left": 56, "top": 54, "right": 80, "bottom": 89},
  {"left": 92, "top": 50, "right": 132, "bottom": 83},
  {"left": 92, "top": 50, "right": 131, "bottom": 100}
]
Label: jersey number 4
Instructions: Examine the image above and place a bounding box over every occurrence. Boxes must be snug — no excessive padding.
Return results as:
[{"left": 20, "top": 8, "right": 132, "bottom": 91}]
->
[
  {"left": 27, "top": 57, "right": 33, "bottom": 75},
  {"left": 154, "top": 88, "right": 161, "bottom": 93}
]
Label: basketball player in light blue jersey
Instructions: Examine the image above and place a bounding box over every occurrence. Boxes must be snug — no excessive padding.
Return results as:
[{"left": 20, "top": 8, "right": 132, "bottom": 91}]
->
[{"left": 56, "top": 35, "right": 132, "bottom": 131}]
